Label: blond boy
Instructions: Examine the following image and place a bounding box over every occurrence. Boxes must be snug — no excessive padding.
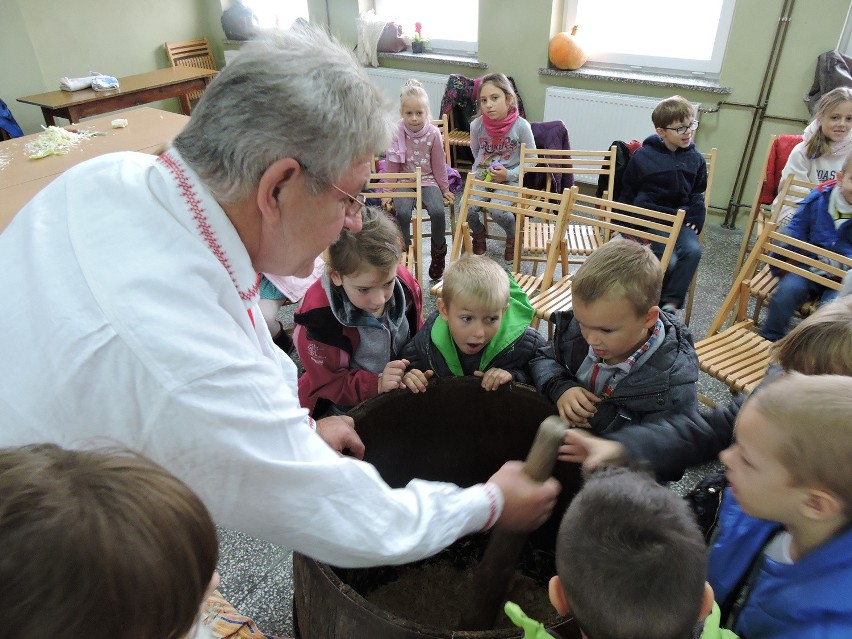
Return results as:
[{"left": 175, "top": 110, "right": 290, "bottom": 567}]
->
[
  {"left": 530, "top": 239, "right": 717, "bottom": 481},
  {"left": 401, "top": 254, "right": 544, "bottom": 391},
  {"left": 708, "top": 374, "right": 852, "bottom": 638}
]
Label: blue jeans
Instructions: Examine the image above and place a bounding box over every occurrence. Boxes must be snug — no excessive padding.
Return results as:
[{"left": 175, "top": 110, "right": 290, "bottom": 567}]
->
[
  {"left": 395, "top": 185, "right": 446, "bottom": 248},
  {"left": 760, "top": 274, "right": 838, "bottom": 341},
  {"left": 651, "top": 226, "right": 702, "bottom": 308}
]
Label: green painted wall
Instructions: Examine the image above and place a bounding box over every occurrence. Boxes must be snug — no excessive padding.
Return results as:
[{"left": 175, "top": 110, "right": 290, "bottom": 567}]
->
[{"left": 2, "top": 0, "right": 848, "bottom": 216}]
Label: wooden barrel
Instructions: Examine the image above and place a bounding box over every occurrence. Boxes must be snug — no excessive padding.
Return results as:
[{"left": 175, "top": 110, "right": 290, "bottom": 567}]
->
[{"left": 293, "top": 377, "right": 582, "bottom": 638}]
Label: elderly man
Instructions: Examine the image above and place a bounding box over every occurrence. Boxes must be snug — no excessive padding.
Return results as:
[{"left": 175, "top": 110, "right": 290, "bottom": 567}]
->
[{"left": 0, "top": 25, "right": 559, "bottom": 567}]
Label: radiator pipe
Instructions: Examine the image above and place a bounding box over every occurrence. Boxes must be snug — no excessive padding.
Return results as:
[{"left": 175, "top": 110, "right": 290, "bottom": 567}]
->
[{"left": 721, "top": 0, "right": 796, "bottom": 229}]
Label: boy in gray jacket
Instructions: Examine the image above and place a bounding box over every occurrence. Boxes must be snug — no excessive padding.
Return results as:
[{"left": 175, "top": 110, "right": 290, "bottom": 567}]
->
[{"left": 530, "top": 239, "right": 719, "bottom": 482}]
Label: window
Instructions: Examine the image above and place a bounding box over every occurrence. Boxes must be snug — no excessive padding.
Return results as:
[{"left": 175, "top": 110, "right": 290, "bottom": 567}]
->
[
  {"left": 563, "top": 0, "right": 736, "bottom": 76},
  {"left": 374, "top": 0, "right": 478, "bottom": 56},
  {"left": 244, "top": 0, "right": 309, "bottom": 30}
]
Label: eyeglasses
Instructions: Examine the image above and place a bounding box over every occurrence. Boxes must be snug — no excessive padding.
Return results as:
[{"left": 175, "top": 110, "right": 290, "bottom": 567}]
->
[
  {"left": 664, "top": 120, "right": 699, "bottom": 135},
  {"left": 331, "top": 183, "right": 369, "bottom": 216}
]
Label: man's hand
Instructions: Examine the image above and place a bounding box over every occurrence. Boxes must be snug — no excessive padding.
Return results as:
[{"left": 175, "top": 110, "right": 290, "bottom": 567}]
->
[
  {"left": 555, "top": 387, "right": 600, "bottom": 426},
  {"left": 442, "top": 191, "right": 455, "bottom": 205},
  {"left": 401, "top": 368, "right": 434, "bottom": 393},
  {"left": 315, "top": 415, "right": 365, "bottom": 459},
  {"left": 488, "top": 460, "right": 561, "bottom": 532},
  {"left": 474, "top": 368, "right": 512, "bottom": 391},
  {"left": 379, "top": 359, "right": 408, "bottom": 393},
  {"left": 558, "top": 428, "right": 627, "bottom": 472}
]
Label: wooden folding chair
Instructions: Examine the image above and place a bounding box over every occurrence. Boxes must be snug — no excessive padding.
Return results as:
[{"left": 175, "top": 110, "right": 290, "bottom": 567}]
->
[
  {"left": 430, "top": 174, "right": 574, "bottom": 300},
  {"left": 532, "top": 189, "right": 686, "bottom": 337},
  {"left": 742, "top": 175, "right": 819, "bottom": 323},
  {"left": 446, "top": 111, "right": 473, "bottom": 174},
  {"left": 733, "top": 134, "right": 803, "bottom": 274},
  {"left": 696, "top": 222, "right": 852, "bottom": 405},
  {"left": 516, "top": 144, "right": 617, "bottom": 276},
  {"left": 362, "top": 168, "right": 423, "bottom": 285},
  {"left": 682, "top": 148, "right": 719, "bottom": 326},
  {"left": 164, "top": 37, "right": 218, "bottom": 115},
  {"left": 429, "top": 114, "right": 456, "bottom": 237}
]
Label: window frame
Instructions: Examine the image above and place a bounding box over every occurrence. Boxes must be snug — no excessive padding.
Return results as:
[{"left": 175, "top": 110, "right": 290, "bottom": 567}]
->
[{"left": 562, "top": 0, "right": 736, "bottom": 77}]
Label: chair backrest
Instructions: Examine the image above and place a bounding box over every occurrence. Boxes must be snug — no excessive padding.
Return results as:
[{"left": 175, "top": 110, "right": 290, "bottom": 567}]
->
[
  {"left": 450, "top": 174, "right": 574, "bottom": 293},
  {"left": 361, "top": 167, "right": 423, "bottom": 283},
  {"left": 767, "top": 174, "right": 819, "bottom": 223},
  {"left": 570, "top": 189, "right": 686, "bottom": 272},
  {"left": 164, "top": 37, "right": 217, "bottom": 114},
  {"left": 518, "top": 144, "right": 616, "bottom": 198},
  {"left": 734, "top": 134, "right": 804, "bottom": 274},
  {"left": 703, "top": 148, "right": 718, "bottom": 210},
  {"left": 707, "top": 222, "right": 852, "bottom": 336},
  {"left": 431, "top": 114, "right": 452, "bottom": 167}
]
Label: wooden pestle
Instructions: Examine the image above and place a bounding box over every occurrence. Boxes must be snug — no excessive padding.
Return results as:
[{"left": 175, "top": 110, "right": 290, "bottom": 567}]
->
[{"left": 458, "top": 415, "right": 567, "bottom": 630}]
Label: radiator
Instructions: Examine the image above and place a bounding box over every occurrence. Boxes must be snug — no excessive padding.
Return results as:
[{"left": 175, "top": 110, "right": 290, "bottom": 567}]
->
[
  {"left": 364, "top": 68, "right": 449, "bottom": 120},
  {"left": 543, "top": 88, "right": 700, "bottom": 184}
]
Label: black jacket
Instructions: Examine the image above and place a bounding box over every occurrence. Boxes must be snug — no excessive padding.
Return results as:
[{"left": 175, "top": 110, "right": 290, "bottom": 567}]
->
[
  {"left": 530, "top": 310, "right": 718, "bottom": 481},
  {"left": 618, "top": 134, "right": 708, "bottom": 232}
]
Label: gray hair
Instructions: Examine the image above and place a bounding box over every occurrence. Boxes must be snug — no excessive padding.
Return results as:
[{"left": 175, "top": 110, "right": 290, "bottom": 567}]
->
[{"left": 172, "top": 23, "right": 394, "bottom": 203}]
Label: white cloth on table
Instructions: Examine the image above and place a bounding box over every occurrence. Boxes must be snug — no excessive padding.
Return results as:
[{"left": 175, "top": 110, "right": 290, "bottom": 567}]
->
[
  {"left": 0, "top": 148, "right": 501, "bottom": 568},
  {"left": 59, "top": 71, "right": 118, "bottom": 92}
]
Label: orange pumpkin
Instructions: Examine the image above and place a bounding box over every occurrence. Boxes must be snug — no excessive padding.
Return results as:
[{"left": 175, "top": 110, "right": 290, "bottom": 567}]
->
[{"left": 549, "top": 25, "right": 588, "bottom": 70}]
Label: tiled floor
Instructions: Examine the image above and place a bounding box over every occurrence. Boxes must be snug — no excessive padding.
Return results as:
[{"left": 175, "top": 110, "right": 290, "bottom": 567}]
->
[{"left": 216, "top": 211, "right": 745, "bottom": 636}]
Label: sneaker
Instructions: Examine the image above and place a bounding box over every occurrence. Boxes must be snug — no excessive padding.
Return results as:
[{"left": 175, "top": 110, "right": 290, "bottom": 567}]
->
[
  {"left": 472, "top": 230, "right": 487, "bottom": 255},
  {"left": 429, "top": 242, "right": 448, "bottom": 280},
  {"left": 504, "top": 236, "right": 515, "bottom": 262}
]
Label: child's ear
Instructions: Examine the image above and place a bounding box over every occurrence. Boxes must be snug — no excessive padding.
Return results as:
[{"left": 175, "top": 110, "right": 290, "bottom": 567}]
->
[
  {"left": 329, "top": 269, "right": 343, "bottom": 287},
  {"left": 644, "top": 305, "right": 660, "bottom": 329},
  {"left": 437, "top": 298, "right": 450, "bottom": 321},
  {"left": 801, "top": 486, "right": 843, "bottom": 521},
  {"left": 699, "top": 583, "right": 714, "bottom": 621},
  {"left": 548, "top": 575, "right": 571, "bottom": 616}
]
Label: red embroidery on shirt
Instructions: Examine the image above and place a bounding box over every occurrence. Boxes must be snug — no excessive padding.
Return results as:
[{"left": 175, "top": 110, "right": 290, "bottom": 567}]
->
[
  {"left": 482, "top": 483, "right": 499, "bottom": 530},
  {"left": 157, "top": 153, "right": 261, "bottom": 303}
]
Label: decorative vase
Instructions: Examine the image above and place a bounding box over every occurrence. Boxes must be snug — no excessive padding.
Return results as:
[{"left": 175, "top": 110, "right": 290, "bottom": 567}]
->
[{"left": 411, "top": 41, "right": 424, "bottom": 54}]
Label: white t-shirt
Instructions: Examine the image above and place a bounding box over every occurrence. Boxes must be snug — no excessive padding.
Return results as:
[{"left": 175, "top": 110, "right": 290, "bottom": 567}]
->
[{"left": 0, "top": 149, "right": 500, "bottom": 567}]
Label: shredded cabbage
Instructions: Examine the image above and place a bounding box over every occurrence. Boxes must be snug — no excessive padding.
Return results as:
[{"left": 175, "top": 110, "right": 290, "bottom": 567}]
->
[{"left": 25, "top": 126, "right": 96, "bottom": 159}]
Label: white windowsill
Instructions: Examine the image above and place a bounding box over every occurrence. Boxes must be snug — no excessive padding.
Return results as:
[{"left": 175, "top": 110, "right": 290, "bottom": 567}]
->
[{"left": 540, "top": 66, "right": 733, "bottom": 95}]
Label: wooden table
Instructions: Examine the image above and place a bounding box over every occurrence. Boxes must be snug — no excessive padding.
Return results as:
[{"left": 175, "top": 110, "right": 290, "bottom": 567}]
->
[
  {"left": 0, "top": 107, "right": 189, "bottom": 233},
  {"left": 17, "top": 67, "right": 216, "bottom": 126}
]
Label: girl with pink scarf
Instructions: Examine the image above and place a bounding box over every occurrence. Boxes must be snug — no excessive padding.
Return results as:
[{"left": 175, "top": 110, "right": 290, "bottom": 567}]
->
[{"left": 466, "top": 73, "right": 536, "bottom": 261}]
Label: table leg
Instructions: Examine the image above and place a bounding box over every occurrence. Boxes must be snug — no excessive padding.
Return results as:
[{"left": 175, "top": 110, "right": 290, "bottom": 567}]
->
[{"left": 40, "top": 108, "right": 56, "bottom": 127}]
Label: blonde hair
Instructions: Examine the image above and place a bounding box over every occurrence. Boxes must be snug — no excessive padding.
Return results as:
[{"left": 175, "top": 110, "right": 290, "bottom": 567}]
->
[
  {"left": 652, "top": 95, "right": 695, "bottom": 129},
  {"left": 327, "top": 207, "right": 402, "bottom": 277},
  {"left": 572, "top": 239, "right": 663, "bottom": 316},
  {"left": 749, "top": 374, "right": 852, "bottom": 511},
  {"left": 442, "top": 255, "right": 509, "bottom": 310},
  {"left": 771, "top": 297, "right": 852, "bottom": 375},
  {"left": 806, "top": 87, "right": 852, "bottom": 159},
  {"left": 475, "top": 73, "right": 517, "bottom": 114},
  {"left": 399, "top": 79, "right": 431, "bottom": 119}
]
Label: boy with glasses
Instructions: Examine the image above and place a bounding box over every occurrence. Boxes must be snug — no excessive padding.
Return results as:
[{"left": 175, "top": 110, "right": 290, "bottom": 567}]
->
[{"left": 618, "top": 95, "right": 708, "bottom": 314}]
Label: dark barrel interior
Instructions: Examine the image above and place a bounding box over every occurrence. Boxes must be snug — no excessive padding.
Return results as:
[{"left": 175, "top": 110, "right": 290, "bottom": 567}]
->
[{"left": 294, "top": 377, "right": 583, "bottom": 638}]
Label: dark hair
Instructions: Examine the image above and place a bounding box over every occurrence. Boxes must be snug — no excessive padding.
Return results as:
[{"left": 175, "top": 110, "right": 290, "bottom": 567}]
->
[
  {"left": 0, "top": 444, "right": 218, "bottom": 639},
  {"left": 327, "top": 206, "right": 402, "bottom": 276},
  {"left": 556, "top": 468, "right": 706, "bottom": 639},
  {"left": 652, "top": 95, "right": 694, "bottom": 129}
]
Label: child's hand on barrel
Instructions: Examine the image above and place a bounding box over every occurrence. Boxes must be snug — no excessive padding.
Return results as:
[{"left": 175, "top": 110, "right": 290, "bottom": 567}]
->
[
  {"left": 401, "top": 368, "right": 434, "bottom": 393},
  {"left": 558, "top": 429, "right": 627, "bottom": 472},
  {"left": 474, "top": 367, "right": 512, "bottom": 391},
  {"left": 555, "top": 387, "right": 600, "bottom": 427},
  {"left": 487, "top": 461, "right": 561, "bottom": 532},
  {"left": 379, "top": 359, "right": 409, "bottom": 393}
]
